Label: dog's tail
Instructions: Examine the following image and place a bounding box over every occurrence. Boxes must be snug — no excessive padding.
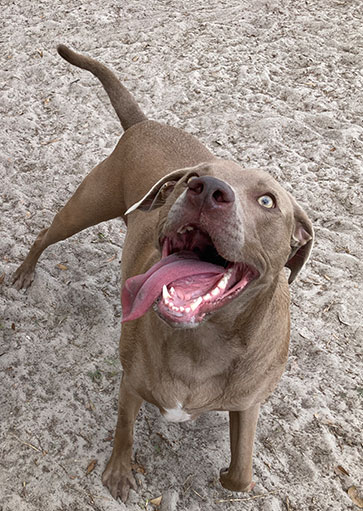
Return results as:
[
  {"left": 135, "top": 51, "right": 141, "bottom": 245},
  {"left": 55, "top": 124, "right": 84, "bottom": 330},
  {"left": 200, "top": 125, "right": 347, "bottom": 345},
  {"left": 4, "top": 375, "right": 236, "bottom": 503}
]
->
[{"left": 57, "top": 45, "right": 148, "bottom": 131}]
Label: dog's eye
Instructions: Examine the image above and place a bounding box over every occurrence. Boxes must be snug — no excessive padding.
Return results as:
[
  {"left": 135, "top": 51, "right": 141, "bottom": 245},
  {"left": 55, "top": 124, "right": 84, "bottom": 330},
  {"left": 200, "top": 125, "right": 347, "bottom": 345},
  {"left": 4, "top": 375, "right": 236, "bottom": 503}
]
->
[{"left": 257, "top": 195, "right": 275, "bottom": 208}]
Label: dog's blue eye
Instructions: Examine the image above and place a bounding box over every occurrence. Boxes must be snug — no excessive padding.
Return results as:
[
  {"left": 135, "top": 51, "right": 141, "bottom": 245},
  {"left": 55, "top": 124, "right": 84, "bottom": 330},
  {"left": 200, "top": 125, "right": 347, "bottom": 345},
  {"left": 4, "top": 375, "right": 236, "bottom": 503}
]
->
[{"left": 257, "top": 195, "right": 275, "bottom": 208}]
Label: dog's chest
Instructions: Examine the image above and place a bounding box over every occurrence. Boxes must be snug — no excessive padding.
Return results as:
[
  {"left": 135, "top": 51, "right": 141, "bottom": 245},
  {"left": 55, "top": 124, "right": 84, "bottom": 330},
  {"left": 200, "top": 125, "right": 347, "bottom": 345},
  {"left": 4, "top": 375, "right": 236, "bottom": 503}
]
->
[
  {"left": 138, "top": 341, "right": 285, "bottom": 420},
  {"left": 162, "top": 401, "right": 192, "bottom": 422},
  {"left": 129, "top": 317, "right": 286, "bottom": 418},
  {"left": 145, "top": 361, "right": 257, "bottom": 421},
  {"left": 151, "top": 374, "right": 257, "bottom": 421}
]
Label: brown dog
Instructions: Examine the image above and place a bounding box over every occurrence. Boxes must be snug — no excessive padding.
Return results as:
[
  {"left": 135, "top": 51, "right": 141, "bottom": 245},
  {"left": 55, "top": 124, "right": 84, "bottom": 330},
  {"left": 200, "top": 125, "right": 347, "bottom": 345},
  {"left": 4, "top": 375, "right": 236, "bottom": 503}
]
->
[{"left": 13, "top": 45, "right": 313, "bottom": 502}]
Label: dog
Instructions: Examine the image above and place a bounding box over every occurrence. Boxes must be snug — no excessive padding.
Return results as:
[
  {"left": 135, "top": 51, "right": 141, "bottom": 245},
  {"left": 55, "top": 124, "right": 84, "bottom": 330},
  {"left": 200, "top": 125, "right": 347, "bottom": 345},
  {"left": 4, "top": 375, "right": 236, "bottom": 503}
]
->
[{"left": 13, "top": 45, "right": 313, "bottom": 502}]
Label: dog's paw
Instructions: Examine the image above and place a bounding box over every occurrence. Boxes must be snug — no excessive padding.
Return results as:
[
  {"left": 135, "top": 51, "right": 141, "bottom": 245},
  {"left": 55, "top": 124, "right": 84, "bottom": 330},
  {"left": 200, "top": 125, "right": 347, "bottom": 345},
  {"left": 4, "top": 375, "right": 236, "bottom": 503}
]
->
[
  {"left": 12, "top": 264, "right": 35, "bottom": 290},
  {"left": 102, "top": 463, "right": 137, "bottom": 502},
  {"left": 219, "top": 467, "right": 255, "bottom": 492}
]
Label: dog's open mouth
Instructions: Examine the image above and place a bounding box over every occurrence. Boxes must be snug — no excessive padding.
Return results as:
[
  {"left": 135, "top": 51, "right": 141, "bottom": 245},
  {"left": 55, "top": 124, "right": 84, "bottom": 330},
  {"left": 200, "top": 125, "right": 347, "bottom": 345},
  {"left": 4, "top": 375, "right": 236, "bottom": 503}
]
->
[{"left": 121, "top": 225, "right": 259, "bottom": 326}]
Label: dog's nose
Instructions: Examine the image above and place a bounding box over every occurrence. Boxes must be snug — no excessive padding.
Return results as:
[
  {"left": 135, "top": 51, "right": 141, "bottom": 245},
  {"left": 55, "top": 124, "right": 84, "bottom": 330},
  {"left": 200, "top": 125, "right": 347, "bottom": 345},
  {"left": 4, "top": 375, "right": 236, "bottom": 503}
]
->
[{"left": 187, "top": 176, "right": 235, "bottom": 209}]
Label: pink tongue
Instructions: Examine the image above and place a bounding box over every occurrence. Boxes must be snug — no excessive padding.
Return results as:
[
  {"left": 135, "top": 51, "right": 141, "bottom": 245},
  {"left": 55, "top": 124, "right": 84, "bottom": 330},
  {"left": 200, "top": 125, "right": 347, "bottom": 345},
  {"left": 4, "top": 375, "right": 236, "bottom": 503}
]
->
[{"left": 121, "top": 251, "right": 225, "bottom": 322}]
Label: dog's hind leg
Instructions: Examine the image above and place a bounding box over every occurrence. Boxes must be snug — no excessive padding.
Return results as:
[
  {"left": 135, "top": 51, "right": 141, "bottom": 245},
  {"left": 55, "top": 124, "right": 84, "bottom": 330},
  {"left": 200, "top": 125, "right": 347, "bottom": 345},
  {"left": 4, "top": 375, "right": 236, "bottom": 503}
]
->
[{"left": 13, "top": 156, "right": 126, "bottom": 290}]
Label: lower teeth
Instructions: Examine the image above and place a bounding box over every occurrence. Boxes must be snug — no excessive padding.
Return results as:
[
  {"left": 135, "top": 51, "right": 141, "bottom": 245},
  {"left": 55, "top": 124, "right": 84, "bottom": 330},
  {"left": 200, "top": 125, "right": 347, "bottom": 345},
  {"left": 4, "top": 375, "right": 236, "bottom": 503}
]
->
[{"left": 162, "top": 268, "right": 234, "bottom": 315}]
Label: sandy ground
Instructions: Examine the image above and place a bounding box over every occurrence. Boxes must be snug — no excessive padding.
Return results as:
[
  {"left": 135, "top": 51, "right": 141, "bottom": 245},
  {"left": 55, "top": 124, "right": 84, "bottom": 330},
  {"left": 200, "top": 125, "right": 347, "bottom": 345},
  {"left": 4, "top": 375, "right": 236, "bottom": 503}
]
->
[{"left": 1, "top": 1, "right": 362, "bottom": 510}]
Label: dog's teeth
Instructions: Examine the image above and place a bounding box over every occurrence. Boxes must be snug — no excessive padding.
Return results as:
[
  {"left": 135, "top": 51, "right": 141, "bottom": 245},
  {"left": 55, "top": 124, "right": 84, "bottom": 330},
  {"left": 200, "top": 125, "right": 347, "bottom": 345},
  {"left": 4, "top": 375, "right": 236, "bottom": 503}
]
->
[
  {"left": 163, "top": 284, "right": 172, "bottom": 302},
  {"left": 170, "top": 287, "right": 176, "bottom": 295},
  {"left": 190, "top": 297, "right": 203, "bottom": 312},
  {"left": 179, "top": 306, "right": 185, "bottom": 312},
  {"left": 203, "top": 286, "right": 222, "bottom": 302},
  {"left": 218, "top": 269, "right": 232, "bottom": 290},
  {"left": 177, "top": 225, "right": 194, "bottom": 234},
  {"left": 163, "top": 294, "right": 174, "bottom": 309},
  {"left": 185, "top": 307, "right": 191, "bottom": 313}
]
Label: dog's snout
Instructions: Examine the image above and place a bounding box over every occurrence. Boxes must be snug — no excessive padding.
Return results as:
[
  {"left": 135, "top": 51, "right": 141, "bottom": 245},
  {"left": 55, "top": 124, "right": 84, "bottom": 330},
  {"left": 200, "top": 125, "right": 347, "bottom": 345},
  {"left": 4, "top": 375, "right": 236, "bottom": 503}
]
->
[{"left": 187, "top": 176, "right": 235, "bottom": 209}]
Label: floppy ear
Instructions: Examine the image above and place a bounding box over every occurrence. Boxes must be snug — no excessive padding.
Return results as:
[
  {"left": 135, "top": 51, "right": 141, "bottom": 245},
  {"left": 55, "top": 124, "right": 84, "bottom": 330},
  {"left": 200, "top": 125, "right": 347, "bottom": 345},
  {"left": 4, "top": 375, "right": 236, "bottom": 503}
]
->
[
  {"left": 125, "top": 169, "right": 199, "bottom": 215},
  {"left": 285, "top": 199, "right": 314, "bottom": 284}
]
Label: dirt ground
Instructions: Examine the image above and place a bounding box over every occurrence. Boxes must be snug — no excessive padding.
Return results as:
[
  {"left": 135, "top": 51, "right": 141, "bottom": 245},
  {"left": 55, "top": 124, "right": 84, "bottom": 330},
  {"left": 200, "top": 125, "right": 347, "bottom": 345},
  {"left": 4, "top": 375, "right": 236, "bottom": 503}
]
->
[{"left": 1, "top": 1, "right": 362, "bottom": 510}]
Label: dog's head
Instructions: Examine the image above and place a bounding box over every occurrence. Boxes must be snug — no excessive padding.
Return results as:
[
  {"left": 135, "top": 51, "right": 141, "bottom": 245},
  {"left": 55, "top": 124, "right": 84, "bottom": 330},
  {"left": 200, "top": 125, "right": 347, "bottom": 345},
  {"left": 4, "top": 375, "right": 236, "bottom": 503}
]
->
[{"left": 122, "top": 161, "right": 313, "bottom": 327}]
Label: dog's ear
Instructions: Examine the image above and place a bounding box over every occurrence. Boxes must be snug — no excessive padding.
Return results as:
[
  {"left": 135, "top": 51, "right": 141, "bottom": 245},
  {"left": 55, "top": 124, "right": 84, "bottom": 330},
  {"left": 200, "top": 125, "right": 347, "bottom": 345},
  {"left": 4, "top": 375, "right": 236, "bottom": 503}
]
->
[
  {"left": 285, "top": 199, "right": 314, "bottom": 284},
  {"left": 125, "top": 169, "right": 199, "bottom": 215}
]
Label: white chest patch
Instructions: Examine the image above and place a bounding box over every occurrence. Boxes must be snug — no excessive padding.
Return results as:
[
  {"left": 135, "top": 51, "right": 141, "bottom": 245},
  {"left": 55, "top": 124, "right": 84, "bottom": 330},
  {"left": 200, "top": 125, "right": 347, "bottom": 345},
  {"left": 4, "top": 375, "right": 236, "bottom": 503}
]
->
[{"left": 163, "top": 401, "right": 191, "bottom": 422}]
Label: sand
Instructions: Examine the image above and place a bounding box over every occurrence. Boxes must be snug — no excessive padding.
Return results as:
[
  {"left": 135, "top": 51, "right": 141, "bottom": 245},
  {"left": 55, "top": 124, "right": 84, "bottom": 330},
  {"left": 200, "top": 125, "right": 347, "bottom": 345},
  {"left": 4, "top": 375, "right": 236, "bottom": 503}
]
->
[{"left": 1, "top": 1, "right": 362, "bottom": 510}]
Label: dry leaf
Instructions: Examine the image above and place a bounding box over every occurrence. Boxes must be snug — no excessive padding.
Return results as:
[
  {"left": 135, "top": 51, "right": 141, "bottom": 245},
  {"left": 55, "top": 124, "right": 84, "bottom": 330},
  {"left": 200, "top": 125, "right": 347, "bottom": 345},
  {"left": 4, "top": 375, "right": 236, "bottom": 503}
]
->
[
  {"left": 0, "top": 272, "right": 5, "bottom": 284},
  {"left": 131, "top": 462, "right": 146, "bottom": 474},
  {"left": 106, "top": 255, "right": 116, "bottom": 263},
  {"left": 335, "top": 465, "right": 350, "bottom": 476},
  {"left": 56, "top": 263, "right": 68, "bottom": 271},
  {"left": 132, "top": 55, "right": 139, "bottom": 62},
  {"left": 85, "top": 400, "right": 95, "bottom": 411},
  {"left": 11, "top": 323, "right": 16, "bottom": 330},
  {"left": 149, "top": 495, "right": 162, "bottom": 506},
  {"left": 348, "top": 487, "right": 363, "bottom": 508},
  {"left": 86, "top": 459, "right": 97, "bottom": 475}
]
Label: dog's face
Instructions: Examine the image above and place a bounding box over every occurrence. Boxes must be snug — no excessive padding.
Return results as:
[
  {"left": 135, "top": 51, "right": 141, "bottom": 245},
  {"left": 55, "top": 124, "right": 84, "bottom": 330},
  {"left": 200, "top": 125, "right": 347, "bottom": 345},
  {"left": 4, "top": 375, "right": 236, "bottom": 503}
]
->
[{"left": 122, "top": 161, "right": 313, "bottom": 327}]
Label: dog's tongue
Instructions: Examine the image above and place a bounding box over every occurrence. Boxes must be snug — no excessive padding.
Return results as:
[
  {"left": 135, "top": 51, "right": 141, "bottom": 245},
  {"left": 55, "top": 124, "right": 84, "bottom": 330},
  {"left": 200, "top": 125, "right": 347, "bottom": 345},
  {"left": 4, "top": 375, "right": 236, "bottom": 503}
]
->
[{"left": 121, "top": 251, "right": 225, "bottom": 322}]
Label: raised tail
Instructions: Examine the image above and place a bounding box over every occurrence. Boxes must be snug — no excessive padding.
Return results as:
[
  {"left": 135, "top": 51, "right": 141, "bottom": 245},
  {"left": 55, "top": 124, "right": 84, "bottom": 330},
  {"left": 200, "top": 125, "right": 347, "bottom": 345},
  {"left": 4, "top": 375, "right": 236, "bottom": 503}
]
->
[{"left": 57, "top": 44, "right": 148, "bottom": 131}]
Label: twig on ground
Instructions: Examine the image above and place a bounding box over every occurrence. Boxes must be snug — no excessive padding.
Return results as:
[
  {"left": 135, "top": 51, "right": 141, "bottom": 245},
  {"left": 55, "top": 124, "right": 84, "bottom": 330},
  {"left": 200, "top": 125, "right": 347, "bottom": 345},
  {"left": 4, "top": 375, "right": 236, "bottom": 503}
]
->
[
  {"left": 10, "top": 433, "right": 46, "bottom": 454},
  {"left": 182, "top": 474, "right": 194, "bottom": 492},
  {"left": 192, "top": 488, "right": 206, "bottom": 501},
  {"left": 216, "top": 490, "right": 277, "bottom": 503}
]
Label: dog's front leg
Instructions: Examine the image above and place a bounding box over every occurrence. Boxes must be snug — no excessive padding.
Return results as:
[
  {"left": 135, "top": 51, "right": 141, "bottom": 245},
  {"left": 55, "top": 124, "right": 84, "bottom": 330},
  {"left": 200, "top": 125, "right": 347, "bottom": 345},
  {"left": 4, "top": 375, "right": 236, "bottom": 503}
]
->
[
  {"left": 102, "top": 375, "right": 143, "bottom": 502},
  {"left": 219, "top": 404, "right": 260, "bottom": 492}
]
